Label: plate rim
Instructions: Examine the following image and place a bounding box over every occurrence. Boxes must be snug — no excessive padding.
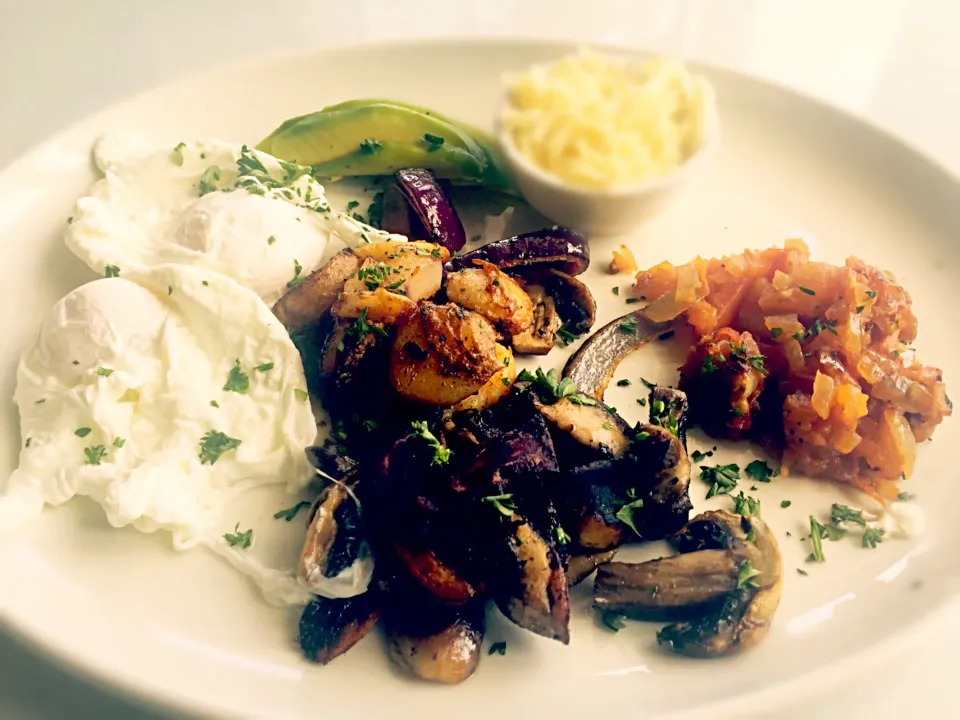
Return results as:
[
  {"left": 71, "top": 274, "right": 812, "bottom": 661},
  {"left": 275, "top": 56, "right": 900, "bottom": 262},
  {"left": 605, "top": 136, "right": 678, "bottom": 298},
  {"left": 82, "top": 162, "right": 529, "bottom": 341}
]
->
[{"left": 1, "top": 35, "right": 959, "bottom": 719}]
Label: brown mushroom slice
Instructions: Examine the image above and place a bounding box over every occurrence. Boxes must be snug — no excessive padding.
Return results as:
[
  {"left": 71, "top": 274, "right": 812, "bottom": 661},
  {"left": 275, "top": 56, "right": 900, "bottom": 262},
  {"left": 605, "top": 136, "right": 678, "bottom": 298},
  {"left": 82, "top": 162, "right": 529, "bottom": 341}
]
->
[
  {"left": 494, "top": 520, "right": 570, "bottom": 644},
  {"left": 648, "top": 385, "right": 689, "bottom": 449},
  {"left": 592, "top": 510, "right": 783, "bottom": 658},
  {"left": 542, "top": 268, "right": 597, "bottom": 335},
  {"left": 632, "top": 423, "right": 693, "bottom": 539},
  {"left": 567, "top": 550, "right": 617, "bottom": 586},
  {"left": 536, "top": 396, "right": 632, "bottom": 458},
  {"left": 384, "top": 602, "right": 485, "bottom": 685},
  {"left": 446, "top": 261, "right": 535, "bottom": 336},
  {"left": 298, "top": 480, "right": 370, "bottom": 595},
  {"left": 511, "top": 284, "right": 562, "bottom": 354},
  {"left": 392, "top": 541, "right": 479, "bottom": 605},
  {"left": 298, "top": 592, "right": 380, "bottom": 665},
  {"left": 319, "top": 317, "right": 393, "bottom": 417},
  {"left": 273, "top": 248, "right": 361, "bottom": 331},
  {"left": 389, "top": 302, "right": 503, "bottom": 405},
  {"left": 332, "top": 287, "right": 416, "bottom": 324}
]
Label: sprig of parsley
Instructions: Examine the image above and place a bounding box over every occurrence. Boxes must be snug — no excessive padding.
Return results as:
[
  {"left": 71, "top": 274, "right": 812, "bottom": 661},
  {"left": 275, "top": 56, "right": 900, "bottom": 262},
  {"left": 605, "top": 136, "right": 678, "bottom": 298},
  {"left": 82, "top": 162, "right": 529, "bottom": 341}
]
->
[
  {"left": 223, "top": 522, "right": 253, "bottom": 549},
  {"left": 83, "top": 445, "right": 107, "bottom": 465},
  {"left": 482, "top": 493, "right": 517, "bottom": 517},
  {"left": 737, "top": 559, "right": 762, "bottom": 589},
  {"left": 274, "top": 501, "right": 311, "bottom": 522},
  {"left": 700, "top": 463, "right": 740, "bottom": 498},
  {"left": 744, "top": 459, "right": 779, "bottom": 483},
  {"left": 615, "top": 498, "right": 645, "bottom": 536},
  {"left": 198, "top": 165, "right": 221, "bottom": 196},
  {"left": 411, "top": 421, "right": 451, "bottom": 465},
  {"left": 198, "top": 431, "right": 242, "bottom": 465},
  {"left": 223, "top": 360, "right": 250, "bottom": 394}
]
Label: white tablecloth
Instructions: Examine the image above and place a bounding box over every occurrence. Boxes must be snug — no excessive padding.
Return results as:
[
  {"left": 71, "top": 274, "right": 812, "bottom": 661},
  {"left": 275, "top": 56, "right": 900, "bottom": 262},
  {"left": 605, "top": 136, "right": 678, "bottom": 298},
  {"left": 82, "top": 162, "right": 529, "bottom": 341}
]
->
[{"left": 1, "top": 0, "right": 957, "bottom": 717}]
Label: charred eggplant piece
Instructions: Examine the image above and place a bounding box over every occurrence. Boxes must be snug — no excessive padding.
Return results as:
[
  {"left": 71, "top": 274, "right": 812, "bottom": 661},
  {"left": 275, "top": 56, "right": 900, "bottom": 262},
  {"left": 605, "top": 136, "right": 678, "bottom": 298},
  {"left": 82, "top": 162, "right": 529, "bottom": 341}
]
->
[
  {"left": 298, "top": 478, "right": 373, "bottom": 598},
  {"left": 320, "top": 316, "right": 393, "bottom": 420},
  {"left": 563, "top": 310, "right": 676, "bottom": 400},
  {"left": 567, "top": 550, "right": 617, "bottom": 586},
  {"left": 273, "top": 248, "right": 362, "bottom": 331},
  {"left": 383, "top": 601, "right": 485, "bottom": 684},
  {"left": 446, "top": 227, "right": 590, "bottom": 277},
  {"left": 594, "top": 510, "right": 783, "bottom": 657},
  {"left": 395, "top": 168, "right": 467, "bottom": 252},
  {"left": 298, "top": 592, "right": 380, "bottom": 664}
]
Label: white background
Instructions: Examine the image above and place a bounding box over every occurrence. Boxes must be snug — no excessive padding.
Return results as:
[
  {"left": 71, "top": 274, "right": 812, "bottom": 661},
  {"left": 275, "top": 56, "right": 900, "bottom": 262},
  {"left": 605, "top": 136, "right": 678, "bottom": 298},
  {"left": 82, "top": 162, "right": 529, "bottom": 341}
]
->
[{"left": 0, "top": 0, "right": 958, "bottom": 717}]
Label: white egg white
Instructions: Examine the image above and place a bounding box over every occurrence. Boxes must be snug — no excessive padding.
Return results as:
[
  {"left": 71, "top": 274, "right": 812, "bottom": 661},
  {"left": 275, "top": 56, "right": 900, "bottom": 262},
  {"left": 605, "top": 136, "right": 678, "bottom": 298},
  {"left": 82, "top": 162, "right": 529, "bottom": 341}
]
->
[
  {"left": 68, "top": 136, "right": 405, "bottom": 305},
  {"left": 2, "top": 264, "right": 319, "bottom": 605}
]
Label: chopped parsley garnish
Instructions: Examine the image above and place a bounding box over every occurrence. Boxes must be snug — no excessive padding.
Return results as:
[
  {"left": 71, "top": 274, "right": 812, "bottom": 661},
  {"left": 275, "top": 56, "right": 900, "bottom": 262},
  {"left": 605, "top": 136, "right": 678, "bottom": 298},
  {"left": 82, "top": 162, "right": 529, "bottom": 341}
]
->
[
  {"left": 865, "top": 290, "right": 878, "bottom": 299},
  {"left": 84, "top": 445, "right": 107, "bottom": 465},
  {"left": 255, "top": 362, "right": 274, "bottom": 372},
  {"left": 731, "top": 492, "right": 760, "bottom": 517},
  {"left": 798, "top": 286, "right": 816, "bottom": 296},
  {"left": 625, "top": 297, "right": 641, "bottom": 305},
  {"left": 568, "top": 394, "right": 598, "bottom": 406},
  {"left": 700, "top": 463, "right": 740, "bottom": 498},
  {"left": 367, "top": 191, "right": 385, "bottom": 229},
  {"left": 518, "top": 367, "right": 579, "bottom": 403},
  {"left": 555, "top": 526, "right": 571, "bottom": 546},
  {"left": 830, "top": 503, "right": 866, "bottom": 527},
  {"left": 744, "top": 459, "right": 779, "bottom": 483},
  {"left": 555, "top": 323, "right": 581, "bottom": 346},
  {"left": 344, "top": 308, "right": 388, "bottom": 340},
  {"left": 24, "top": 438, "right": 31, "bottom": 448},
  {"left": 287, "top": 259, "right": 305, "bottom": 288},
  {"left": 96, "top": 367, "right": 114, "bottom": 377},
  {"left": 488, "top": 641, "right": 507, "bottom": 656},
  {"left": 808, "top": 516, "right": 826, "bottom": 563},
  {"left": 112, "top": 437, "right": 125, "bottom": 448},
  {"left": 105, "top": 265, "right": 121, "bottom": 278},
  {"left": 797, "top": 568, "right": 809, "bottom": 576},
  {"left": 862, "top": 527, "right": 885, "bottom": 548},
  {"left": 897, "top": 492, "right": 915, "bottom": 501},
  {"left": 223, "top": 360, "right": 250, "bottom": 394},
  {"left": 274, "top": 501, "right": 311, "bottom": 522},
  {"left": 856, "top": 305, "right": 865, "bottom": 313},
  {"left": 701, "top": 354, "right": 719, "bottom": 375},
  {"left": 198, "top": 431, "right": 242, "bottom": 465},
  {"left": 612, "top": 287, "right": 620, "bottom": 296},
  {"left": 640, "top": 378, "right": 657, "bottom": 390},
  {"left": 690, "top": 449, "right": 713, "bottom": 462},
  {"left": 616, "top": 379, "right": 631, "bottom": 387},
  {"left": 601, "top": 611, "right": 626, "bottom": 632},
  {"left": 210, "top": 400, "right": 219, "bottom": 408},
  {"left": 294, "top": 389, "right": 309, "bottom": 402},
  {"left": 345, "top": 200, "right": 360, "bottom": 212},
  {"left": 267, "top": 235, "right": 277, "bottom": 245},
  {"left": 780, "top": 500, "right": 792, "bottom": 508},
  {"left": 635, "top": 430, "right": 650, "bottom": 442},
  {"left": 747, "top": 355, "right": 768, "bottom": 374},
  {"left": 411, "top": 421, "right": 451, "bottom": 465},
  {"left": 422, "top": 133, "right": 445, "bottom": 151},
  {"left": 619, "top": 316, "right": 639, "bottom": 334},
  {"left": 223, "top": 523, "right": 253, "bottom": 549},
  {"left": 198, "top": 165, "right": 221, "bottom": 195},
  {"left": 805, "top": 317, "right": 839, "bottom": 339},
  {"left": 636, "top": 398, "right": 647, "bottom": 406},
  {"left": 356, "top": 261, "right": 392, "bottom": 290},
  {"left": 736, "top": 559, "right": 762, "bottom": 589},
  {"left": 75, "top": 427, "right": 92, "bottom": 438},
  {"left": 170, "top": 142, "right": 186, "bottom": 166},
  {"left": 482, "top": 493, "right": 517, "bottom": 517},
  {"left": 501, "top": 377, "right": 511, "bottom": 387},
  {"left": 615, "top": 498, "right": 645, "bottom": 536},
  {"left": 358, "top": 139, "right": 382, "bottom": 155},
  {"left": 770, "top": 327, "right": 783, "bottom": 338}
]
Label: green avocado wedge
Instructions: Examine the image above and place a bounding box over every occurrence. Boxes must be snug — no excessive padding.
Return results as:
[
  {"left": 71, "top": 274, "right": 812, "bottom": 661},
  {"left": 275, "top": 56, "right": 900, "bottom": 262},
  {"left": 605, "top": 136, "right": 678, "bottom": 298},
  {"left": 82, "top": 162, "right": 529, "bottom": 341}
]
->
[{"left": 256, "top": 99, "right": 516, "bottom": 193}]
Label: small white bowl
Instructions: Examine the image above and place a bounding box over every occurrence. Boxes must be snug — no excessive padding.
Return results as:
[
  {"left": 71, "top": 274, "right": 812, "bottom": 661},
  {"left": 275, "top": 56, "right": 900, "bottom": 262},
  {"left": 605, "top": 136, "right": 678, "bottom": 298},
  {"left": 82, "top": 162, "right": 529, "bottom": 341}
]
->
[{"left": 497, "top": 123, "right": 719, "bottom": 237}]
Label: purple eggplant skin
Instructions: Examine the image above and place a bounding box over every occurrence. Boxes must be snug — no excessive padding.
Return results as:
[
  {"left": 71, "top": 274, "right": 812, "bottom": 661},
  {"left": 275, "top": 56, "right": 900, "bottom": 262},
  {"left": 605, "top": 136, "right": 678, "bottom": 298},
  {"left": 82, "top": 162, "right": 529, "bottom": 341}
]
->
[
  {"left": 395, "top": 168, "right": 466, "bottom": 252},
  {"left": 445, "top": 227, "right": 590, "bottom": 277}
]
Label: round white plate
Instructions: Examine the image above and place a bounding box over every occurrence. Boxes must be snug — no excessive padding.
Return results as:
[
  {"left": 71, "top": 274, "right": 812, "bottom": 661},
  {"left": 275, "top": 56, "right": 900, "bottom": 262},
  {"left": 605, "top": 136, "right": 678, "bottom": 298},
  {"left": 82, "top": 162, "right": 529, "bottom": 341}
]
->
[{"left": 1, "top": 39, "right": 958, "bottom": 720}]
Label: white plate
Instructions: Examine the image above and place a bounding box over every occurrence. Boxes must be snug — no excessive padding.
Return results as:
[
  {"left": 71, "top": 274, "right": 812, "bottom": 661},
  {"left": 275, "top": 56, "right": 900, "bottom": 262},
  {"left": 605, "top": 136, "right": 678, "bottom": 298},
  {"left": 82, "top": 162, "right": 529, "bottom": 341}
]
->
[{"left": 1, "top": 39, "right": 959, "bottom": 720}]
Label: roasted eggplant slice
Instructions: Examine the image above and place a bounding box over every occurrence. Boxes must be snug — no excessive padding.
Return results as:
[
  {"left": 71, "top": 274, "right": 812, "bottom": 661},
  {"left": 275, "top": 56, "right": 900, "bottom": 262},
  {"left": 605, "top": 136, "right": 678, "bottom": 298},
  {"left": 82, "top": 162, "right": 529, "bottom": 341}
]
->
[
  {"left": 594, "top": 510, "right": 783, "bottom": 657},
  {"left": 298, "top": 592, "right": 380, "bottom": 665},
  {"left": 563, "top": 310, "right": 676, "bottom": 400},
  {"left": 383, "top": 601, "right": 485, "bottom": 684},
  {"left": 446, "top": 227, "right": 590, "bottom": 277},
  {"left": 541, "top": 269, "right": 596, "bottom": 335},
  {"left": 395, "top": 167, "right": 467, "bottom": 252},
  {"left": 273, "top": 248, "right": 361, "bottom": 331}
]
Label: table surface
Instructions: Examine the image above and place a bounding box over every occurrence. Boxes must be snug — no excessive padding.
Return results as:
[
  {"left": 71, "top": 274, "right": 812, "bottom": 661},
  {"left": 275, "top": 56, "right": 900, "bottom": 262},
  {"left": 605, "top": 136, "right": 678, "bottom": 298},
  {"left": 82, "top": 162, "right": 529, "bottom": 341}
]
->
[{"left": 1, "top": 0, "right": 958, "bottom": 717}]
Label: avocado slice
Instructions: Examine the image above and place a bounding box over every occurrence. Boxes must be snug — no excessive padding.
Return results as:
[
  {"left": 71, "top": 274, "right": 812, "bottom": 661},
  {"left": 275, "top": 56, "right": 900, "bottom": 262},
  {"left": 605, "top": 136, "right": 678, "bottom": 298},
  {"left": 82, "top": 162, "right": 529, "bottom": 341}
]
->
[{"left": 257, "top": 99, "right": 515, "bottom": 193}]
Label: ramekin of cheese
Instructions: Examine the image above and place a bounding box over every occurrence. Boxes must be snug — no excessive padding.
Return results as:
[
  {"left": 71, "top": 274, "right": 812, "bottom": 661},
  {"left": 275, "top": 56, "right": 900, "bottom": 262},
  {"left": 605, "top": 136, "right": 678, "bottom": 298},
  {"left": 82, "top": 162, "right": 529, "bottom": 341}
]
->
[{"left": 498, "top": 49, "right": 718, "bottom": 236}]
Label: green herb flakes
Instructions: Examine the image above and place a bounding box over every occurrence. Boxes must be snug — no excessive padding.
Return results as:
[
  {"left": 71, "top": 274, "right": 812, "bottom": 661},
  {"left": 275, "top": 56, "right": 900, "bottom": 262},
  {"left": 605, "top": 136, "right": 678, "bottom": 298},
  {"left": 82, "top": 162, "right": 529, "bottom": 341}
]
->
[
  {"left": 223, "top": 360, "right": 250, "bottom": 394},
  {"left": 274, "top": 501, "right": 311, "bottom": 522},
  {"left": 198, "top": 431, "right": 242, "bottom": 465},
  {"left": 223, "top": 523, "right": 253, "bottom": 549},
  {"left": 84, "top": 445, "right": 107, "bottom": 465}
]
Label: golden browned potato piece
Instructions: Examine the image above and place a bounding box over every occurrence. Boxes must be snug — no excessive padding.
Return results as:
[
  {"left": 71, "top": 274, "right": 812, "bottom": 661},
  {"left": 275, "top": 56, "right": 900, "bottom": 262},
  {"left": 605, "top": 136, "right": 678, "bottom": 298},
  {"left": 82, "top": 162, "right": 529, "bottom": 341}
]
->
[
  {"left": 272, "top": 249, "right": 361, "bottom": 331},
  {"left": 342, "top": 253, "right": 443, "bottom": 303},
  {"left": 445, "top": 260, "right": 534, "bottom": 336},
  {"left": 385, "top": 603, "right": 485, "bottom": 685},
  {"left": 333, "top": 287, "right": 416, "bottom": 324},
  {"left": 390, "top": 302, "right": 502, "bottom": 405},
  {"left": 451, "top": 344, "right": 516, "bottom": 413},
  {"left": 354, "top": 240, "right": 451, "bottom": 264}
]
